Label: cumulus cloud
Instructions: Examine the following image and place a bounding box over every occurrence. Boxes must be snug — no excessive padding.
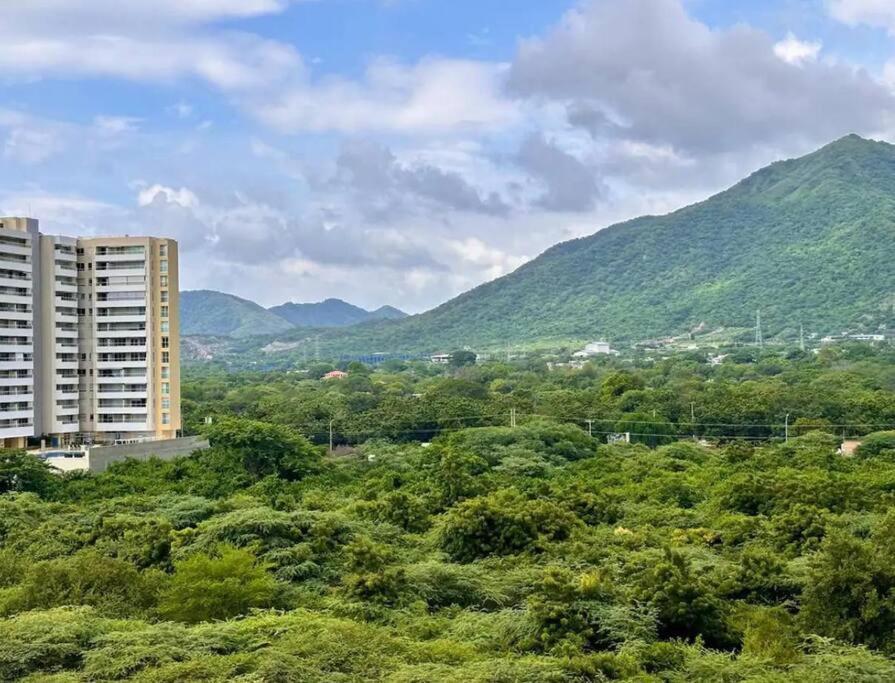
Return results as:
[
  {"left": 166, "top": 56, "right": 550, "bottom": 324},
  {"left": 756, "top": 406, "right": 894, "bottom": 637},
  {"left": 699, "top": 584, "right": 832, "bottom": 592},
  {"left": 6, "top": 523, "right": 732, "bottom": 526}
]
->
[
  {"left": 333, "top": 139, "right": 511, "bottom": 218},
  {"left": 774, "top": 33, "right": 822, "bottom": 65},
  {"left": 828, "top": 0, "right": 895, "bottom": 33},
  {"left": 507, "top": 0, "right": 895, "bottom": 155},
  {"left": 253, "top": 58, "right": 517, "bottom": 134},
  {"left": 516, "top": 134, "right": 603, "bottom": 212}
]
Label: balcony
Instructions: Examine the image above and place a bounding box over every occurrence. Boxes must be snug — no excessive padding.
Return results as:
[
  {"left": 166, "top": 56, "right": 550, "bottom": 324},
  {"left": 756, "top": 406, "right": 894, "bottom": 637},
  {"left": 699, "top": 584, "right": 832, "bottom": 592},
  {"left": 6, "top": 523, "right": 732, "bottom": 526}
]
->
[
  {"left": 0, "top": 409, "right": 34, "bottom": 421},
  {"left": 0, "top": 425, "right": 34, "bottom": 439},
  {"left": 0, "top": 310, "right": 32, "bottom": 322},
  {"left": 95, "top": 315, "right": 146, "bottom": 324},
  {"left": 0, "top": 243, "right": 32, "bottom": 258},
  {"left": 96, "top": 328, "right": 146, "bottom": 338},
  {"left": 96, "top": 360, "right": 147, "bottom": 369},
  {"left": 0, "top": 343, "right": 32, "bottom": 355},
  {"left": 95, "top": 421, "right": 150, "bottom": 432},
  {"left": 0, "top": 293, "right": 31, "bottom": 306},
  {"left": 0, "top": 360, "right": 32, "bottom": 371},
  {"left": 0, "top": 376, "right": 31, "bottom": 387}
]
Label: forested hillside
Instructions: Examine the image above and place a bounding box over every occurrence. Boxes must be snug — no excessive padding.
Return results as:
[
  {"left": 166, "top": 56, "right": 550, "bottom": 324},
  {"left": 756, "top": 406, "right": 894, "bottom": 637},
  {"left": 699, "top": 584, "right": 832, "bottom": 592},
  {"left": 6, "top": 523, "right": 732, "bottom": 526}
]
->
[
  {"left": 180, "top": 290, "right": 295, "bottom": 338},
  {"left": 269, "top": 299, "right": 407, "bottom": 328},
  {"left": 297, "top": 134, "right": 895, "bottom": 354},
  {"left": 2, "top": 345, "right": 895, "bottom": 680}
]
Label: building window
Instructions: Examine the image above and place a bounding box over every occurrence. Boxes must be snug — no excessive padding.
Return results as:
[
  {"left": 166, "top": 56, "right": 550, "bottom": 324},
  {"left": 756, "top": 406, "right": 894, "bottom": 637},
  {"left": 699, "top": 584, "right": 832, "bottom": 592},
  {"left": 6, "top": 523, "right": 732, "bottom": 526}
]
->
[
  {"left": 160, "top": 322, "right": 169, "bottom": 333},
  {"left": 160, "top": 260, "right": 168, "bottom": 273},
  {"left": 161, "top": 336, "right": 169, "bottom": 349},
  {"left": 160, "top": 291, "right": 169, "bottom": 303},
  {"left": 162, "top": 351, "right": 169, "bottom": 364},
  {"left": 161, "top": 366, "right": 170, "bottom": 379},
  {"left": 159, "top": 244, "right": 167, "bottom": 257},
  {"left": 162, "top": 398, "right": 170, "bottom": 410},
  {"left": 160, "top": 305, "right": 168, "bottom": 318},
  {"left": 162, "top": 383, "right": 170, "bottom": 395},
  {"left": 162, "top": 412, "right": 171, "bottom": 425},
  {"left": 160, "top": 276, "right": 168, "bottom": 287}
]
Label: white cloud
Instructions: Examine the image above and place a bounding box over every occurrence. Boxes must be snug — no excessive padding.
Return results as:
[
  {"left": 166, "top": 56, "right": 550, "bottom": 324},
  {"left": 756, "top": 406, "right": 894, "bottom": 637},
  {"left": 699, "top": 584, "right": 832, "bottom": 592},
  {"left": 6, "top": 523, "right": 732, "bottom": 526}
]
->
[
  {"left": 828, "top": 0, "right": 895, "bottom": 33},
  {"left": 773, "top": 32, "right": 822, "bottom": 65},
  {"left": 94, "top": 115, "right": 141, "bottom": 135},
  {"left": 137, "top": 184, "right": 199, "bottom": 209},
  {"left": 253, "top": 58, "right": 518, "bottom": 134}
]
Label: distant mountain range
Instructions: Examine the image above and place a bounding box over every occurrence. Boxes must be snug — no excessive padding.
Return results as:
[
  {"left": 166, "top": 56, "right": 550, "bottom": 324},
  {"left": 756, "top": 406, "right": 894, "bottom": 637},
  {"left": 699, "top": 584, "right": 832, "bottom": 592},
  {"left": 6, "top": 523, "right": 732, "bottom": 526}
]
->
[
  {"left": 270, "top": 299, "right": 406, "bottom": 328},
  {"left": 183, "top": 134, "right": 895, "bottom": 357},
  {"left": 180, "top": 290, "right": 407, "bottom": 338}
]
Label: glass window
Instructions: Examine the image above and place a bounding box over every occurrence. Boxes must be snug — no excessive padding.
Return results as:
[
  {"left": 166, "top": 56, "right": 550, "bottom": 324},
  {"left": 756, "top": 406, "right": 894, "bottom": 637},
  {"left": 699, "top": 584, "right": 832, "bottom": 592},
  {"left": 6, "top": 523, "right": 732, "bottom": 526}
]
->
[
  {"left": 161, "top": 336, "right": 169, "bottom": 349},
  {"left": 160, "top": 276, "right": 168, "bottom": 287},
  {"left": 161, "top": 366, "right": 170, "bottom": 379},
  {"left": 160, "top": 306, "right": 168, "bottom": 318},
  {"left": 162, "top": 398, "right": 170, "bottom": 410},
  {"left": 162, "top": 351, "right": 169, "bottom": 364},
  {"left": 160, "top": 322, "right": 169, "bottom": 334},
  {"left": 162, "top": 382, "right": 170, "bottom": 395},
  {"left": 160, "top": 291, "right": 169, "bottom": 303},
  {"left": 159, "top": 260, "right": 168, "bottom": 273},
  {"left": 159, "top": 244, "right": 167, "bottom": 257},
  {"left": 162, "top": 412, "right": 170, "bottom": 425}
]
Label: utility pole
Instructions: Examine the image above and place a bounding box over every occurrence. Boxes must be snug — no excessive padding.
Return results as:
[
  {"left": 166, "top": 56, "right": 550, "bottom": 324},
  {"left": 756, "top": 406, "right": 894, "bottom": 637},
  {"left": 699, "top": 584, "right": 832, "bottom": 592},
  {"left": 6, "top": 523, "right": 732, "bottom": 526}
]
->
[
  {"left": 328, "top": 419, "right": 334, "bottom": 455},
  {"left": 690, "top": 402, "right": 696, "bottom": 440},
  {"left": 585, "top": 419, "right": 593, "bottom": 438},
  {"left": 784, "top": 413, "right": 789, "bottom": 443},
  {"left": 510, "top": 408, "right": 517, "bottom": 428},
  {"left": 755, "top": 310, "right": 763, "bottom": 349}
]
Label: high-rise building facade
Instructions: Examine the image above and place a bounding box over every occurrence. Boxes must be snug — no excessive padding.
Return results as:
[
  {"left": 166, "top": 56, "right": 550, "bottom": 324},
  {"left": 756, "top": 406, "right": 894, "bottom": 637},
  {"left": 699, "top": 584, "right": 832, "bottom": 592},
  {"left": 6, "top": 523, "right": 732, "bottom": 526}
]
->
[{"left": 0, "top": 218, "right": 180, "bottom": 448}]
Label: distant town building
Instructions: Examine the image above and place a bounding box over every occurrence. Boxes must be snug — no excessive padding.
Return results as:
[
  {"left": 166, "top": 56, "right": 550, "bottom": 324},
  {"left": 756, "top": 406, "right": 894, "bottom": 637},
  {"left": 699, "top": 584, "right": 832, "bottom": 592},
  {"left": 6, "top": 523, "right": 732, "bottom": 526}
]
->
[
  {"left": 573, "top": 340, "right": 618, "bottom": 358},
  {"left": 821, "top": 334, "right": 886, "bottom": 344},
  {"left": 323, "top": 370, "right": 348, "bottom": 380},
  {"left": 430, "top": 353, "right": 452, "bottom": 364}
]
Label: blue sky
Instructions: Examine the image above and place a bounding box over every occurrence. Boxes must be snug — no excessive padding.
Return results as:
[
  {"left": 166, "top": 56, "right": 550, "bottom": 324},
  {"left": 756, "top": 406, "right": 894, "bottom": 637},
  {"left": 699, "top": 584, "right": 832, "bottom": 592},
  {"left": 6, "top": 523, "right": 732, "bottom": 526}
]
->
[{"left": 2, "top": 0, "right": 895, "bottom": 311}]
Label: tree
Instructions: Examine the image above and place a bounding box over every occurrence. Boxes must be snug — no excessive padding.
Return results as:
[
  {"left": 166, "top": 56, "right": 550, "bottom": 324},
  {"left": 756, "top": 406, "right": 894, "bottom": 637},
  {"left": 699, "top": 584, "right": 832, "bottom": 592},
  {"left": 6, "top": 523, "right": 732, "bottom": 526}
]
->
[
  {"left": 205, "top": 417, "right": 320, "bottom": 480},
  {"left": 449, "top": 350, "right": 478, "bottom": 368},
  {"left": 158, "top": 545, "right": 277, "bottom": 623},
  {"left": 0, "top": 450, "right": 59, "bottom": 497}
]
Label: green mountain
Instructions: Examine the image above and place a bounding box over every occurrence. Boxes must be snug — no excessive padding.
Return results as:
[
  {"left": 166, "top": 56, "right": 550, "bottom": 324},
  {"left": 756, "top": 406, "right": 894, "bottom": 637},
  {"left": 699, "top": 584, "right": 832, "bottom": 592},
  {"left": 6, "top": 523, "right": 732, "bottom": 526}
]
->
[
  {"left": 311, "top": 134, "right": 894, "bottom": 354},
  {"left": 180, "top": 290, "right": 295, "bottom": 338},
  {"left": 268, "top": 299, "right": 407, "bottom": 327}
]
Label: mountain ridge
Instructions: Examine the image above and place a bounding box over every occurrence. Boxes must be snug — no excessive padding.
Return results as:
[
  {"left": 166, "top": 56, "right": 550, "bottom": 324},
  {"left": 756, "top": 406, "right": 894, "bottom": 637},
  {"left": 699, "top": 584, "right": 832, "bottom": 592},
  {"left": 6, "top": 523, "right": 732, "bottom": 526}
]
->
[
  {"left": 180, "top": 291, "right": 407, "bottom": 337},
  {"left": 183, "top": 134, "right": 895, "bottom": 355}
]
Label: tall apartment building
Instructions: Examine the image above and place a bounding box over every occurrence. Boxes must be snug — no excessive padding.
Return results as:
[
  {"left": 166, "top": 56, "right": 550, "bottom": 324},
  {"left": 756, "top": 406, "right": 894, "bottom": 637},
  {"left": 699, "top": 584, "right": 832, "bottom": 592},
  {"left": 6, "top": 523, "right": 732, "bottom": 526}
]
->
[{"left": 0, "top": 218, "right": 180, "bottom": 448}]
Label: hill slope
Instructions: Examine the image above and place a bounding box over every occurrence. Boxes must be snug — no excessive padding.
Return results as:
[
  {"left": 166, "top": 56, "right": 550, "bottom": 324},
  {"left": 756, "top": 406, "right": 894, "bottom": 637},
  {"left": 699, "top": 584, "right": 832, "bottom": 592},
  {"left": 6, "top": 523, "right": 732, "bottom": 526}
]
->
[
  {"left": 268, "top": 299, "right": 407, "bottom": 327},
  {"left": 180, "top": 290, "right": 295, "bottom": 338},
  {"left": 311, "top": 134, "right": 895, "bottom": 353}
]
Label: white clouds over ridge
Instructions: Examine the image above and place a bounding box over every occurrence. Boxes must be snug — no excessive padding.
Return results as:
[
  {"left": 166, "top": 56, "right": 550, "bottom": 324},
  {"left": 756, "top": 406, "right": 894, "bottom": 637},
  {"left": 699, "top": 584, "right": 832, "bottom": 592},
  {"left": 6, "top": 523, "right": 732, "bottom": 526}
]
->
[{"left": 4, "top": 0, "right": 895, "bottom": 311}]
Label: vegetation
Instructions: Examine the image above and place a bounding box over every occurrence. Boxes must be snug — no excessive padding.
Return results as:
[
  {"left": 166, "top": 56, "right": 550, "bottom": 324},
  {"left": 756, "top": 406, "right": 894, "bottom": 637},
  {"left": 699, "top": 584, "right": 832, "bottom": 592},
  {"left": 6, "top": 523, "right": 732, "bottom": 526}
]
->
[
  {"left": 0, "top": 344, "right": 894, "bottom": 679},
  {"left": 180, "top": 290, "right": 295, "bottom": 338},
  {"left": 270, "top": 298, "right": 407, "bottom": 328},
  {"left": 180, "top": 291, "right": 407, "bottom": 339}
]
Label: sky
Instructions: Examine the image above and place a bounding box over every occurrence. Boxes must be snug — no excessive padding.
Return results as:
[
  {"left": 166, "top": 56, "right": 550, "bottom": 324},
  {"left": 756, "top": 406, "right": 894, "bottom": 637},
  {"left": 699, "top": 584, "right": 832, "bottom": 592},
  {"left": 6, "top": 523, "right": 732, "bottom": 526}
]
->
[{"left": 3, "top": 0, "right": 895, "bottom": 312}]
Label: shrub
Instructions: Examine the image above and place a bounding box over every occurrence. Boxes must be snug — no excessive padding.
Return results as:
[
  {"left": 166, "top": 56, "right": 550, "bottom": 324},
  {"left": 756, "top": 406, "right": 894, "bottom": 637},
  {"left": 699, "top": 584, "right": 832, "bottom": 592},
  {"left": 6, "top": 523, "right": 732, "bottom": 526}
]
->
[{"left": 158, "top": 545, "right": 278, "bottom": 623}]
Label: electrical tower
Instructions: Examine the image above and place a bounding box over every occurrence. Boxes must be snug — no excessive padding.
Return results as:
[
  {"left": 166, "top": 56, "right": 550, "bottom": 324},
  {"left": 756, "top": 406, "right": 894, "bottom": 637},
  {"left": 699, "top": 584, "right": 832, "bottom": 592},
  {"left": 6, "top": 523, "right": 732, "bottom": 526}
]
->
[{"left": 755, "top": 310, "right": 763, "bottom": 348}]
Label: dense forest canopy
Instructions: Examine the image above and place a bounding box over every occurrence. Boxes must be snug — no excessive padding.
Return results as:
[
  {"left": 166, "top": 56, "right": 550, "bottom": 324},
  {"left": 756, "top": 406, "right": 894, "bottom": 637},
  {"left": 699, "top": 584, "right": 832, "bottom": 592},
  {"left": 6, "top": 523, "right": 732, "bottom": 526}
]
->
[{"left": 1, "top": 344, "right": 895, "bottom": 680}]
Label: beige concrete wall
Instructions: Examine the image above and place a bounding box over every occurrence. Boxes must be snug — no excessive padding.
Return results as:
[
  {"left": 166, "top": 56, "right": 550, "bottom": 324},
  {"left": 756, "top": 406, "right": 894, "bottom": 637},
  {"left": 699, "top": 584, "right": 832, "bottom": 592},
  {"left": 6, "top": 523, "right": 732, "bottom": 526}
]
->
[{"left": 85, "top": 435, "right": 208, "bottom": 473}]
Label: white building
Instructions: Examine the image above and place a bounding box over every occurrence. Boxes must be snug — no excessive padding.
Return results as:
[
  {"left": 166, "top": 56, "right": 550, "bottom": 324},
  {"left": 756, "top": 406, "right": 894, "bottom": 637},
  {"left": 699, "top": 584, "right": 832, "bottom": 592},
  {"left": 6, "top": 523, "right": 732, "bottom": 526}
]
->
[
  {"left": 573, "top": 340, "right": 618, "bottom": 358},
  {"left": 0, "top": 218, "right": 181, "bottom": 448}
]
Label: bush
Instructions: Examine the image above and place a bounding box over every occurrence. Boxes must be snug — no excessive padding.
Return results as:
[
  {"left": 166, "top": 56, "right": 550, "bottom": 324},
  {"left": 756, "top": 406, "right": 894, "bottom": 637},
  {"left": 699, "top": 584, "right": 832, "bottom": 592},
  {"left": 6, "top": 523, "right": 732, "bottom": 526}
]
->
[
  {"left": 158, "top": 545, "right": 278, "bottom": 623},
  {"left": 439, "top": 491, "right": 578, "bottom": 563},
  {"left": 856, "top": 431, "right": 895, "bottom": 459},
  {"left": 2, "top": 550, "right": 161, "bottom": 617}
]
